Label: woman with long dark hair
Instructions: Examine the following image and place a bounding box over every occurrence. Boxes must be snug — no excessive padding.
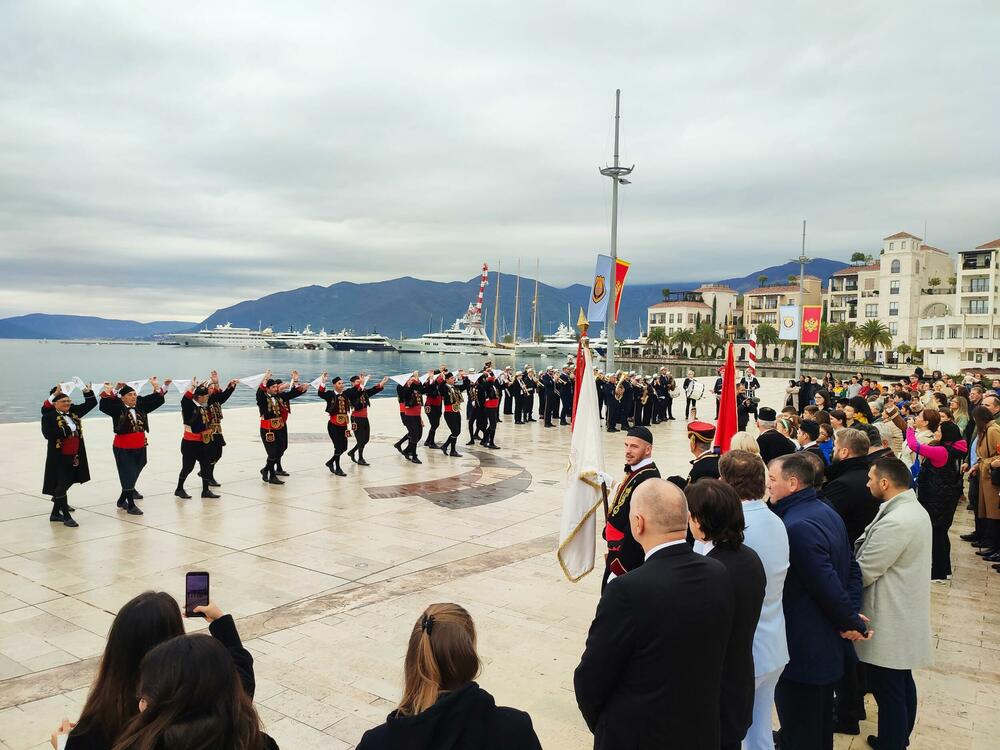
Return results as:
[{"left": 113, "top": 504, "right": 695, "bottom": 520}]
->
[
  {"left": 907, "top": 420, "right": 967, "bottom": 581},
  {"left": 111, "top": 622, "right": 275, "bottom": 750},
  {"left": 358, "top": 603, "right": 541, "bottom": 749},
  {"left": 845, "top": 396, "right": 875, "bottom": 426}
]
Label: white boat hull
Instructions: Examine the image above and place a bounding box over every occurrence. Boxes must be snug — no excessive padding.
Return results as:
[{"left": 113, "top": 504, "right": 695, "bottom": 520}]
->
[
  {"left": 168, "top": 334, "right": 267, "bottom": 348},
  {"left": 390, "top": 339, "right": 491, "bottom": 355}
]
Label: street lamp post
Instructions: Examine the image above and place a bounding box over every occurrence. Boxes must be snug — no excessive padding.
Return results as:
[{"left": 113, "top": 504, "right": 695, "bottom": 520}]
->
[
  {"left": 793, "top": 219, "right": 811, "bottom": 381},
  {"left": 600, "top": 89, "right": 633, "bottom": 373}
]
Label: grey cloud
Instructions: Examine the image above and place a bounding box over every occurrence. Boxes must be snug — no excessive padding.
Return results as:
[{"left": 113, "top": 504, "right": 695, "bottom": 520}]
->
[{"left": 1, "top": 1, "right": 999, "bottom": 321}]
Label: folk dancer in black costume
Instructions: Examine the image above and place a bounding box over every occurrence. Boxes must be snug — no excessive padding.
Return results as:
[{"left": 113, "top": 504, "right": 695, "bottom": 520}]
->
[
  {"left": 346, "top": 373, "right": 388, "bottom": 466},
  {"left": 41, "top": 385, "right": 98, "bottom": 527},
  {"left": 316, "top": 373, "right": 352, "bottom": 476},
  {"left": 255, "top": 370, "right": 306, "bottom": 484},
  {"left": 176, "top": 382, "right": 219, "bottom": 500},
  {"left": 392, "top": 376, "right": 410, "bottom": 455},
  {"left": 202, "top": 370, "right": 237, "bottom": 487},
  {"left": 396, "top": 373, "right": 427, "bottom": 463},
  {"left": 422, "top": 369, "right": 445, "bottom": 448},
  {"left": 271, "top": 371, "right": 307, "bottom": 476},
  {"left": 439, "top": 369, "right": 471, "bottom": 456},
  {"left": 477, "top": 370, "right": 501, "bottom": 449},
  {"left": 98, "top": 377, "right": 170, "bottom": 515}
]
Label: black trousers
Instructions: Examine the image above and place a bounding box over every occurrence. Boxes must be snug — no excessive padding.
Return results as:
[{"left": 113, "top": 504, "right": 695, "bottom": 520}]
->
[
  {"left": 444, "top": 411, "right": 461, "bottom": 438},
  {"left": 327, "top": 422, "right": 348, "bottom": 457},
  {"left": 113, "top": 446, "right": 146, "bottom": 490},
  {"left": 606, "top": 401, "right": 619, "bottom": 431},
  {"left": 834, "top": 658, "right": 867, "bottom": 724},
  {"left": 207, "top": 433, "right": 226, "bottom": 464},
  {"left": 260, "top": 427, "right": 288, "bottom": 461},
  {"left": 561, "top": 397, "right": 572, "bottom": 421},
  {"left": 502, "top": 391, "right": 513, "bottom": 414},
  {"left": 617, "top": 402, "right": 631, "bottom": 430},
  {"left": 774, "top": 676, "right": 834, "bottom": 750},
  {"left": 514, "top": 394, "right": 527, "bottom": 422},
  {"left": 403, "top": 414, "right": 423, "bottom": 456},
  {"left": 685, "top": 397, "right": 698, "bottom": 419},
  {"left": 468, "top": 406, "right": 482, "bottom": 439},
  {"left": 178, "top": 439, "right": 210, "bottom": 490},
  {"left": 866, "top": 664, "right": 917, "bottom": 750},
  {"left": 352, "top": 416, "right": 370, "bottom": 451},
  {"left": 425, "top": 405, "right": 442, "bottom": 444},
  {"left": 664, "top": 395, "right": 674, "bottom": 418},
  {"left": 931, "top": 522, "right": 954, "bottom": 579},
  {"left": 482, "top": 408, "right": 498, "bottom": 444}
]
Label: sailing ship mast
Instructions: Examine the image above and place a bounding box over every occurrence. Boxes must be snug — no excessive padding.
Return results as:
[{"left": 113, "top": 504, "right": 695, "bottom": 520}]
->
[
  {"left": 492, "top": 262, "right": 501, "bottom": 345},
  {"left": 531, "top": 259, "right": 539, "bottom": 342},
  {"left": 512, "top": 260, "right": 521, "bottom": 353}
]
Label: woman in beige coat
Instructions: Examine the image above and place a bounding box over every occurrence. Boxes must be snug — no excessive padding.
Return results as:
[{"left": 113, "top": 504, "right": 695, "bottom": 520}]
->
[{"left": 973, "top": 406, "right": 1000, "bottom": 559}]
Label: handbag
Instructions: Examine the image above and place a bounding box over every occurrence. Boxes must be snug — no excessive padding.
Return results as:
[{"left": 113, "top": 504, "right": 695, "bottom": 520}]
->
[
  {"left": 910, "top": 445, "right": 921, "bottom": 486},
  {"left": 990, "top": 464, "right": 1000, "bottom": 486}
]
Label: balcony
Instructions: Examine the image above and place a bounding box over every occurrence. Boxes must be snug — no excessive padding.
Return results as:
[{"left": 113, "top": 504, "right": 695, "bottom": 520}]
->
[{"left": 921, "top": 287, "right": 956, "bottom": 295}]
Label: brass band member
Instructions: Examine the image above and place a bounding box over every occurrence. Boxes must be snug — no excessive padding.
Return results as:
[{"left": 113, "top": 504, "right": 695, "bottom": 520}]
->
[
  {"left": 346, "top": 373, "right": 388, "bottom": 466},
  {"left": 176, "top": 382, "right": 218, "bottom": 500},
  {"left": 41, "top": 385, "right": 98, "bottom": 527},
  {"left": 98, "top": 377, "right": 170, "bottom": 515},
  {"left": 203, "top": 370, "right": 238, "bottom": 487},
  {"left": 439, "top": 369, "right": 471, "bottom": 457},
  {"left": 255, "top": 370, "right": 306, "bottom": 484},
  {"left": 317, "top": 373, "right": 352, "bottom": 476}
]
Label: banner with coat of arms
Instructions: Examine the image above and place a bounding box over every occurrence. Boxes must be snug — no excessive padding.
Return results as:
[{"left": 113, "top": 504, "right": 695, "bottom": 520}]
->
[
  {"left": 778, "top": 305, "right": 800, "bottom": 340},
  {"left": 801, "top": 305, "right": 822, "bottom": 346},
  {"left": 586, "top": 254, "right": 613, "bottom": 324}
]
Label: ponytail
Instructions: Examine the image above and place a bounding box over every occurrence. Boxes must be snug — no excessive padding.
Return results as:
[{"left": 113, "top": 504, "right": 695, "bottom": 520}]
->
[{"left": 396, "top": 604, "right": 480, "bottom": 717}]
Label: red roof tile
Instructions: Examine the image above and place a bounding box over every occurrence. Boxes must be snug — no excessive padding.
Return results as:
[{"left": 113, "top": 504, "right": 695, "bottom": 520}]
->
[
  {"left": 975, "top": 238, "right": 1000, "bottom": 250},
  {"left": 883, "top": 231, "right": 922, "bottom": 241},
  {"left": 745, "top": 285, "right": 799, "bottom": 295},
  {"left": 832, "top": 263, "right": 880, "bottom": 276}
]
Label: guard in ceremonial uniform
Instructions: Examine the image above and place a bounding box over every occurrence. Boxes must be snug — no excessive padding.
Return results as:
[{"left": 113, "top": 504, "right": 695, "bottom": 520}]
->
[
  {"left": 602, "top": 426, "right": 661, "bottom": 592},
  {"left": 559, "top": 366, "right": 574, "bottom": 425},
  {"left": 423, "top": 370, "right": 445, "bottom": 448},
  {"left": 346, "top": 373, "right": 388, "bottom": 466},
  {"left": 317, "top": 374, "right": 352, "bottom": 476},
  {"left": 438, "top": 369, "right": 471, "bottom": 456},
  {"left": 98, "top": 378, "right": 170, "bottom": 515},
  {"left": 256, "top": 373, "right": 306, "bottom": 484},
  {"left": 397, "top": 373, "right": 426, "bottom": 463},
  {"left": 676, "top": 421, "right": 720, "bottom": 488},
  {"left": 41, "top": 386, "right": 98, "bottom": 527},
  {"left": 203, "top": 371, "right": 237, "bottom": 487},
  {"left": 176, "top": 384, "right": 219, "bottom": 500}
]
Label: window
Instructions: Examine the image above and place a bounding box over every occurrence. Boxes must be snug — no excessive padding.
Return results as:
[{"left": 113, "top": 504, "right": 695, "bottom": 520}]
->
[
  {"left": 949, "top": 326, "right": 960, "bottom": 339},
  {"left": 915, "top": 261, "right": 920, "bottom": 274},
  {"left": 865, "top": 304, "right": 878, "bottom": 317},
  {"left": 890, "top": 280, "right": 900, "bottom": 295},
  {"left": 890, "top": 242, "right": 895, "bottom": 250},
  {"left": 890, "top": 322, "right": 898, "bottom": 335},
  {"left": 969, "top": 299, "right": 988, "bottom": 314},
  {"left": 936, "top": 326, "right": 945, "bottom": 339},
  {"left": 970, "top": 278, "right": 989, "bottom": 292},
  {"left": 890, "top": 259, "right": 901, "bottom": 273},
  {"left": 668, "top": 314, "right": 674, "bottom": 323},
  {"left": 889, "top": 302, "right": 899, "bottom": 316},
  {"left": 864, "top": 278, "right": 876, "bottom": 289}
]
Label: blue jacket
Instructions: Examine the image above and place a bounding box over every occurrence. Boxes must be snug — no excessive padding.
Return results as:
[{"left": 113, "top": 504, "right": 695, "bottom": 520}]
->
[{"left": 772, "top": 486, "right": 865, "bottom": 685}]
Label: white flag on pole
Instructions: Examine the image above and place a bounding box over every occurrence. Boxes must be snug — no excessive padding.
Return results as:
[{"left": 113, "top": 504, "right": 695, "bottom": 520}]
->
[
  {"left": 556, "top": 345, "right": 606, "bottom": 582},
  {"left": 238, "top": 373, "right": 266, "bottom": 389}
]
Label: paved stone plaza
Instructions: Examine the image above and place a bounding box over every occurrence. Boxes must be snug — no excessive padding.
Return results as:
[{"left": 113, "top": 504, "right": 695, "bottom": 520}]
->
[{"left": 0, "top": 379, "right": 996, "bottom": 749}]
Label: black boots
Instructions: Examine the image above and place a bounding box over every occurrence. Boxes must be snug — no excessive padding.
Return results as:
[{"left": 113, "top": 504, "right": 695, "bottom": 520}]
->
[
  {"left": 261, "top": 462, "right": 284, "bottom": 485},
  {"left": 120, "top": 489, "right": 143, "bottom": 515},
  {"left": 440, "top": 437, "right": 462, "bottom": 457},
  {"left": 198, "top": 467, "right": 221, "bottom": 487},
  {"left": 327, "top": 455, "right": 346, "bottom": 476},
  {"left": 274, "top": 462, "right": 290, "bottom": 477},
  {"left": 175, "top": 474, "right": 192, "bottom": 499},
  {"left": 50, "top": 496, "right": 78, "bottom": 527}
]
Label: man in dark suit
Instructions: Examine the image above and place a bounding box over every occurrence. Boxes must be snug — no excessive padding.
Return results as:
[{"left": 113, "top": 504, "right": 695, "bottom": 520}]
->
[
  {"left": 756, "top": 407, "right": 797, "bottom": 465},
  {"left": 823, "top": 428, "right": 878, "bottom": 545},
  {"left": 796, "top": 419, "right": 826, "bottom": 463},
  {"left": 575, "top": 478, "right": 735, "bottom": 750}
]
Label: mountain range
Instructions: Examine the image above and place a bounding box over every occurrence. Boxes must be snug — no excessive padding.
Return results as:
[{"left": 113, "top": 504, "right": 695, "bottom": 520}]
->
[{"left": 0, "top": 258, "right": 849, "bottom": 340}]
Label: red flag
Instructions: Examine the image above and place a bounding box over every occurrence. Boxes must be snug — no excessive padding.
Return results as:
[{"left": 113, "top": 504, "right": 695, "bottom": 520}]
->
[
  {"left": 612, "top": 259, "right": 631, "bottom": 323},
  {"left": 715, "top": 342, "right": 738, "bottom": 453},
  {"left": 571, "top": 339, "right": 586, "bottom": 428},
  {"left": 800, "top": 305, "right": 822, "bottom": 346}
]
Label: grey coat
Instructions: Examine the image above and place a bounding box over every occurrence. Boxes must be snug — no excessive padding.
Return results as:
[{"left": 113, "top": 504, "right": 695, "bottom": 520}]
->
[{"left": 854, "top": 489, "right": 934, "bottom": 670}]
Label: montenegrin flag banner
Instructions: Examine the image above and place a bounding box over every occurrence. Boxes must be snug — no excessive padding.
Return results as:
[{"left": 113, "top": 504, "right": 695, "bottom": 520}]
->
[
  {"left": 778, "top": 305, "right": 800, "bottom": 340},
  {"left": 586, "top": 254, "right": 613, "bottom": 325},
  {"left": 801, "top": 305, "right": 823, "bottom": 346},
  {"left": 557, "top": 343, "right": 606, "bottom": 582},
  {"left": 613, "top": 259, "right": 631, "bottom": 323}
]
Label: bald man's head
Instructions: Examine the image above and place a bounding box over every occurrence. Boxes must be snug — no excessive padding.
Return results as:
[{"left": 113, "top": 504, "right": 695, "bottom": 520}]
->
[{"left": 629, "top": 479, "right": 689, "bottom": 551}]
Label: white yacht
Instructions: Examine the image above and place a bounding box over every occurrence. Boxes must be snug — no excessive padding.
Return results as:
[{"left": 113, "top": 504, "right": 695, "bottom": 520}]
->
[
  {"left": 169, "top": 323, "right": 271, "bottom": 348},
  {"left": 504, "top": 324, "right": 608, "bottom": 358},
  {"left": 325, "top": 329, "right": 395, "bottom": 351},
  {"left": 390, "top": 309, "right": 493, "bottom": 355},
  {"left": 264, "top": 325, "right": 310, "bottom": 349}
]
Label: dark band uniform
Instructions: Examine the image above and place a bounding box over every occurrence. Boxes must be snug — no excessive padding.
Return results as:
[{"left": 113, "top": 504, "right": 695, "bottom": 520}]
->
[
  {"left": 602, "top": 458, "right": 661, "bottom": 593},
  {"left": 41, "top": 389, "right": 97, "bottom": 525},
  {"left": 477, "top": 374, "right": 501, "bottom": 448},
  {"left": 318, "top": 379, "right": 352, "bottom": 475},
  {"left": 99, "top": 385, "right": 166, "bottom": 513}
]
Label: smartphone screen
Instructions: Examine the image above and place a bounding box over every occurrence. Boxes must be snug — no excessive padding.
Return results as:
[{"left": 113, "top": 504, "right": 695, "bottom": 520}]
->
[{"left": 185, "top": 571, "right": 210, "bottom": 616}]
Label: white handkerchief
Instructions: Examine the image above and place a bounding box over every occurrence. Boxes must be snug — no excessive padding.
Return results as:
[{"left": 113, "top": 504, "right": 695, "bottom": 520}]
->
[
  {"left": 389, "top": 372, "right": 411, "bottom": 386},
  {"left": 58, "top": 380, "right": 77, "bottom": 397},
  {"left": 172, "top": 379, "right": 193, "bottom": 395},
  {"left": 238, "top": 373, "right": 266, "bottom": 389},
  {"left": 124, "top": 379, "right": 148, "bottom": 394},
  {"left": 309, "top": 375, "right": 324, "bottom": 390}
]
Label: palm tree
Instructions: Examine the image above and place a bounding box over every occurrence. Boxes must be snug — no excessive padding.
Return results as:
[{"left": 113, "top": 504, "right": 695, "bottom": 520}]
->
[
  {"left": 896, "top": 342, "right": 913, "bottom": 364},
  {"left": 669, "top": 329, "right": 695, "bottom": 357},
  {"left": 820, "top": 323, "right": 843, "bottom": 360},
  {"left": 850, "top": 251, "right": 867, "bottom": 265},
  {"left": 754, "top": 323, "right": 779, "bottom": 360},
  {"left": 694, "top": 323, "right": 724, "bottom": 358},
  {"left": 661, "top": 287, "right": 672, "bottom": 300},
  {"left": 757, "top": 274, "right": 768, "bottom": 287},
  {"left": 645, "top": 327, "right": 669, "bottom": 355},
  {"left": 837, "top": 321, "right": 857, "bottom": 361},
  {"left": 853, "top": 319, "right": 893, "bottom": 361}
]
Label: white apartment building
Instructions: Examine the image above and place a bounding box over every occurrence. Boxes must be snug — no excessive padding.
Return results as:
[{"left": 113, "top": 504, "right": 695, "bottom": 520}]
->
[
  {"left": 918, "top": 237, "right": 1000, "bottom": 372},
  {"left": 826, "top": 232, "right": 954, "bottom": 363},
  {"left": 647, "top": 298, "right": 713, "bottom": 336}
]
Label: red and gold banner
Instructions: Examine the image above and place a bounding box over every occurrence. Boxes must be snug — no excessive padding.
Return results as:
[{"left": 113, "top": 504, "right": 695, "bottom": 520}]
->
[
  {"left": 613, "top": 259, "right": 630, "bottom": 323},
  {"left": 801, "top": 305, "right": 822, "bottom": 346}
]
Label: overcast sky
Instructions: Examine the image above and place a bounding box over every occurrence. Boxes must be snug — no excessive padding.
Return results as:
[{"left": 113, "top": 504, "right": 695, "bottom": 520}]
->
[{"left": 2, "top": 1, "right": 998, "bottom": 322}]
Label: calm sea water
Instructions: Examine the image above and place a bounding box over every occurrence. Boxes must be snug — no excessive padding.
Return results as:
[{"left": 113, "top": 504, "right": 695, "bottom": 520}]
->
[{"left": 0, "top": 339, "right": 804, "bottom": 423}]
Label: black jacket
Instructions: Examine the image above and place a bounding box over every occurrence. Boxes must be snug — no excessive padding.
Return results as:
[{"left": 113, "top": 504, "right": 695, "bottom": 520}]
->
[
  {"left": 757, "top": 430, "right": 797, "bottom": 466},
  {"left": 707, "top": 544, "right": 766, "bottom": 745},
  {"left": 41, "top": 391, "right": 97, "bottom": 496},
  {"left": 916, "top": 442, "right": 965, "bottom": 527},
  {"left": 823, "top": 454, "right": 879, "bottom": 545},
  {"left": 357, "top": 682, "right": 540, "bottom": 750},
  {"left": 575, "top": 543, "right": 735, "bottom": 750}
]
